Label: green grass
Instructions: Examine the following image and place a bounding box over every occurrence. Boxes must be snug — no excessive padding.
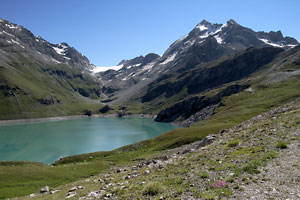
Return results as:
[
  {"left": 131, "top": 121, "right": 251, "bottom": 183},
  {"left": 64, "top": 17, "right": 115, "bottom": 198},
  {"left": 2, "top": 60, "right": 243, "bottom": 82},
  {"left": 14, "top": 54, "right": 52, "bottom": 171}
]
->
[
  {"left": 142, "top": 182, "right": 164, "bottom": 196},
  {"left": 0, "top": 55, "right": 112, "bottom": 120},
  {"left": 227, "top": 139, "right": 240, "bottom": 148},
  {"left": 276, "top": 141, "right": 288, "bottom": 149},
  {"left": 1, "top": 53, "right": 300, "bottom": 199}
]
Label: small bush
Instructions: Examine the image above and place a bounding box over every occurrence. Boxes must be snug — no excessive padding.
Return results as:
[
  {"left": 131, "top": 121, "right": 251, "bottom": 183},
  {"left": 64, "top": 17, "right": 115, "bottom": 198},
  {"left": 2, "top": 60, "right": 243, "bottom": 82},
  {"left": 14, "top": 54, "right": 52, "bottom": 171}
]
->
[
  {"left": 276, "top": 141, "right": 288, "bottom": 149},
  {"left": 225, "top": 176, "right": 234, "bottom": 183},
  {"left": 242, "top": 162, "right": 260, "bottom": 174},
  {"left": 200, "top": 171, "right": 209, "bottom": 179},
  {"left": 227, "top": 139, "right": 239, "bottom": 148},
  {"left": 143, "top": 182, "right": 164, "bottom": 196}
]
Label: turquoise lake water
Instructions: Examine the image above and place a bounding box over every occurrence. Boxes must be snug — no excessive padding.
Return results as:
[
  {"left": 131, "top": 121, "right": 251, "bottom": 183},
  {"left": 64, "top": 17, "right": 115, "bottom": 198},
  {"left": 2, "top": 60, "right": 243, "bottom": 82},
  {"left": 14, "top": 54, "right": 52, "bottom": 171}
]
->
[{"left": 0, "top": 117, "right": 178, "bottom": 164}]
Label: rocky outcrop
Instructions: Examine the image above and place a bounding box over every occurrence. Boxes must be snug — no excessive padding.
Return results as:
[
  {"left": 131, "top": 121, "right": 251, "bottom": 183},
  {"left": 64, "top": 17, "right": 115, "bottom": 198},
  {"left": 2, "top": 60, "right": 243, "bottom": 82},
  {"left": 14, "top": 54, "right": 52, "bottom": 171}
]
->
[
  {"left": 38, "top": 96, "right": 61, "bottom": 105},
  {"left": 40, "top": 186, "right": 49, "bottom": 193},
  {"left": 155, "top": 84, "right": 249, "bottom": 125},
  {"left": 142, "top": 47, "right": 283, "bottom": 102},
  {"left": 99, "top": 105, "right": 112, "bottom": 113},
  {"left": 0, "top": 85, "right": 28, "bottom": 97}
]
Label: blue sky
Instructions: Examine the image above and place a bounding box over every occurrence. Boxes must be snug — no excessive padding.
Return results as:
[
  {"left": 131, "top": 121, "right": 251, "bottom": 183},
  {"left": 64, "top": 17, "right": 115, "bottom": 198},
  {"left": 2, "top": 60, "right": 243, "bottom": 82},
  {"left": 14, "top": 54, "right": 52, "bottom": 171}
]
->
[{"left": 1, "top": 0, "right": 300, "bottom": 66}]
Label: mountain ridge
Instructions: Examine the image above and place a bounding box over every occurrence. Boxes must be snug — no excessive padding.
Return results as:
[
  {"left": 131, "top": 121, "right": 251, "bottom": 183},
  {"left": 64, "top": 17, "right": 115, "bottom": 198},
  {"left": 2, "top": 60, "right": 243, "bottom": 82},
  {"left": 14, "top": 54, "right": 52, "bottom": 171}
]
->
[{"left": 96, "top": 19, "right": 298, "bottom": 106}]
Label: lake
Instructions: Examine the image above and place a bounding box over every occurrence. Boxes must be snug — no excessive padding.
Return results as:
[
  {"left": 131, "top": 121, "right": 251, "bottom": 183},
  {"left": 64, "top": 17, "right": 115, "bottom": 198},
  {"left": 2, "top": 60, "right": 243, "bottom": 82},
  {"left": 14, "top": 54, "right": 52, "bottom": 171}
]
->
[{"left": 0, "top": 117, "right": 178, "bottom": 164}]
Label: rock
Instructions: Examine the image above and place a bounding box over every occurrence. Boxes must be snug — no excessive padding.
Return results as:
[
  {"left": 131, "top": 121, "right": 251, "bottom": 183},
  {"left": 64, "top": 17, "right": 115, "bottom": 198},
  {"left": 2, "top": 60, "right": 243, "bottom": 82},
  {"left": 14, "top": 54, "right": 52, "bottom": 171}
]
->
[
  {"left": 29, "top": 193, "right": 36, "bottom": 198},
  {"left": 84, "top": 110, "right": 92, "bottom": 116},
  {"left": 50, "top": 189, "right": 60, "bottom": 194},
  {"left": 105, "top": 193, "right": 112, "bottom": 197},
  {"left": 196, "top": 134, "right": 216, "bottom": 149},
  {"left": 77, "top": 185, "right": 84, "bottom": 189},
  {"left": 68, "top": 187, "right": 77, "bottom": 192},
  {"left": 245, "top": 87, "right": 256, "bottom": 93},
  {"left": 99, "top": 105, "right": 112, "bottom": 113},
  {"left": 116, "top": 168, "right": 122, "bottom": 173},
  {"left": 66, "top": 192, "right": 76, "bottom": 199},
  {"left": 38, "top": 96, "right": 61, "bottom": 105},
  {"left": 144, "top": 170, "right": 151, "bottom": 175},
  {"left": 154, "top": 84, "right": 250, "bottom": 125},
  {"left": 40, "top": 186, "right": 49, "bottom": 193},
  {"left": 219, "top": 129, "right": 228, "bottom": 134},
  {"left": 124, "top": 175, "right": 131, "bottom": 180}
]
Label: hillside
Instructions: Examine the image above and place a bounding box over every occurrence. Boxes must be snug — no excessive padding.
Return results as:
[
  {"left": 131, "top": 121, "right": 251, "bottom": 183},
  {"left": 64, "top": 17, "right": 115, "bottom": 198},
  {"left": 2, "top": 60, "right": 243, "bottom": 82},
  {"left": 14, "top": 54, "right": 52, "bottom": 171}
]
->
[
  {"left": 8, "top": 97, "right": 300, "bottom": 200},
  {"left": 96, "top": 19, "right": 298, "bottom": 106},
  {"left": 0, "top": 19, "right": 106, "bottom": 119},
  {"left": 0, "top": 18, "right": 300, "bottom": 200}
]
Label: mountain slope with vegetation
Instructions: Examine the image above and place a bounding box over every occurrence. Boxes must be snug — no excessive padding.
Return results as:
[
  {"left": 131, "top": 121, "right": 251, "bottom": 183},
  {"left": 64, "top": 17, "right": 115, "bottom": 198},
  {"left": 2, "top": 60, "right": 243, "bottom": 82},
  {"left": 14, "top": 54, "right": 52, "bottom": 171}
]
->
[
  {"left": 7, "top": 97, "right": 300, "bottom": 200},
  {"left": 1, "top": 46, "right": 299, "bottom": 198},
  {"left": 0, "top": 19, "right": 106, "bottom": 119},
  {"left": 0, "top": 18, "right": 300, "bottom": 200}
]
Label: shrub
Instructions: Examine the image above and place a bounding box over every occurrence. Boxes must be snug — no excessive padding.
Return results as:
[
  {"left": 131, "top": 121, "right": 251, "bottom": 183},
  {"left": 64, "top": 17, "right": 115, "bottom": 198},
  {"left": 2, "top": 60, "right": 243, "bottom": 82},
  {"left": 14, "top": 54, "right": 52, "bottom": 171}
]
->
[
  {"left": 200, "top": 171, "right": 209, "bottom": 179},
  {"left": 143, "top": 182, "right": 164, "bottom": 196},
  {"left": 227, "top": 139, "right": 239, "bottom": 147},
  {"left": 276, "top": 141, "right": 288, "bottom": 149}
]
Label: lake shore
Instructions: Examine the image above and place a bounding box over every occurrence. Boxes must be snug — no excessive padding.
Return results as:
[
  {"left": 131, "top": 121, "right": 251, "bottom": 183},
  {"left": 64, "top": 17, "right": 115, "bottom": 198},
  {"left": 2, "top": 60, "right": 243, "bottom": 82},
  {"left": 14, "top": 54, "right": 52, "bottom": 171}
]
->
[{"left": 0, "top": 114, "right": 156, "bottom": 126}]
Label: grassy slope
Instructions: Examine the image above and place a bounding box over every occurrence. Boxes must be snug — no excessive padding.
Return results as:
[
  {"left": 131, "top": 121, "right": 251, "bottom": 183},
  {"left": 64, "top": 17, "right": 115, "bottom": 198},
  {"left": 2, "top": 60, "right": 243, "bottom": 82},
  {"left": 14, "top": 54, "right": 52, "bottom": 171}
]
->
[
  {"left": 12, "top": 89, "right": 300, "bottom": 200},
  {"left": 0, "top": 71, "right": 299, "bottom": 199},
  {"left": 0, "top": 54, "right": 106, "bottom": 120},
  {"left": 0, "top": 50, "right": 299, "bottom": 198}
]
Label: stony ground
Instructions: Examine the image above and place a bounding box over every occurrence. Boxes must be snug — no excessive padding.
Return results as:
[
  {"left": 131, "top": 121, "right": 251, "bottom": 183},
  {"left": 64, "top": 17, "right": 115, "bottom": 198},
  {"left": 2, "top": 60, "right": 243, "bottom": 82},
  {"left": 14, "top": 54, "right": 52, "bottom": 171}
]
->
[{"left": 14, "top": 98, "right": 300, "bottom": 200}]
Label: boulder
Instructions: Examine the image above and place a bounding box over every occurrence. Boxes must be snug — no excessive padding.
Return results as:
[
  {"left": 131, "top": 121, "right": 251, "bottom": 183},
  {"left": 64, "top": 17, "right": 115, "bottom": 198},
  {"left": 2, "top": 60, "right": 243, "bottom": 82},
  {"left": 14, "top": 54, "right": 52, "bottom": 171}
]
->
[{"left": 40, "top": 186, "right": 49, "bottom": 193}]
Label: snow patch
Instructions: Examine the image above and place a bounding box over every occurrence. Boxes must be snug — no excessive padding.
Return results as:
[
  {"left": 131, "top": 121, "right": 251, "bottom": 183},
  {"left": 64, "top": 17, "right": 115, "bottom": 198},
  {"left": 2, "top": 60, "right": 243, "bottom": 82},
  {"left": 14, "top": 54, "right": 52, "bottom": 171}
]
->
[
  {"left": 259, "top": 38, "right": 285, "bottom": 48},
  {"left": 5, "top": 23, "right": 19, "bottom": 29},
  {"left": 196, "top": 24, "right": 208, "bottom": 31},
  {"left": 185, "top": 40, "right": 195, "bottom": 46},
  {"left": 198, "top": 22, "right": 227, "bottom": 39},
  {"left": 53, "top": 46, "right": 65, "bottom": 55},
  {"left": 91, "top": 65, "right": 124, "bottom": 73},
  {"left": 51, "top": 58, "right": 61, "bottom": 64},
  {"left": 214, "top": 35, "right": 223, "bottom": 44},
  {"left": 214, "top": 23, "right": 228, "bottom": 34},
  {"left": 2, "top": 31, "right": 15, "bottom": 38},
  {"left": 10, "top": 39, "right": 25, "bottom": 48},
  {"left": 53, "top": 45, "right": 67, "bottom": 55},
  {"left": 161, "top": 52, "right": 177, "bottom": 65}
]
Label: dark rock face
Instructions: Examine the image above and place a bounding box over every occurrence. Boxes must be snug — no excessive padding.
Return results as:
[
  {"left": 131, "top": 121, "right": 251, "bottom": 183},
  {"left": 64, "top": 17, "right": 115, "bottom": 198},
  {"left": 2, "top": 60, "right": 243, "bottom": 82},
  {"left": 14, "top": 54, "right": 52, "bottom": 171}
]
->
[
  {"left": 142, "top": 47, "right": 283, "bottom": 102},
  {"left": 155, "top": 84, "right": 249, "bottom": 124},
  {"left": 118, "top": 53, "right": 160, "bottom": 67},
  {"left": 99, "top": 105, "right": 112, "bottom": 113},
  {"left": 0, "top": 85, "right": 28, "bottom": 96},
  {"left": 84, "top": 110, "right": 92, "bottom": 116},
  {"left": 0, "top": 19, "right": 94, "bottom": 71},
  {"left": 38, "top": 96, "right": 61, "bottom": 105},
  {"left": 97, "top": 19, "right": 298, "bottom": 101}
]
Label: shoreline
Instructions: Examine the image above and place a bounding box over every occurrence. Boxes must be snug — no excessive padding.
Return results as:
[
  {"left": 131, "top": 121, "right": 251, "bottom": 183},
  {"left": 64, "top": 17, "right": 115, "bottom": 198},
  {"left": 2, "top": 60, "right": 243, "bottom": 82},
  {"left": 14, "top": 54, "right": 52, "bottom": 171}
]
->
[{"left": 0, "top": 113, "right": 156, "bottom": 126}]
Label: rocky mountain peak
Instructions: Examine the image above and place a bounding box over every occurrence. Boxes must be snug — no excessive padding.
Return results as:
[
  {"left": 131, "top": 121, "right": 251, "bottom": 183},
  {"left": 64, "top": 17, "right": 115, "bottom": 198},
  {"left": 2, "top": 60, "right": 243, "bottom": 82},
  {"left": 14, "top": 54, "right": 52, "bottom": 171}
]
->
[
  {"left": 226, "top": 19, "right": 238, "bottom": 25},
  {"left": 0, "top": 18, "right": 94, "bottom": 71}
]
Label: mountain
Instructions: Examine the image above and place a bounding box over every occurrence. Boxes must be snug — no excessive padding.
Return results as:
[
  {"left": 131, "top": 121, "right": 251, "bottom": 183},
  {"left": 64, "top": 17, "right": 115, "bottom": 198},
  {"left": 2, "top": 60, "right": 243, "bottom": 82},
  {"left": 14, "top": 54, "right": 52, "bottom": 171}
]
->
[
  {"left": 96, "top": 19, "right": 298, "bottom": 104},
  {"left": 0, "top": 18, "right": 94, "bottom": 71},
  {"left": 0, "top": 18, "right": 104, "bottom": 119},
  {"left": 1, "top": 18, "right": 300, "bottom": 199},
  {"left": 97, "top": 53, "right": 160, "bottom": 96}
]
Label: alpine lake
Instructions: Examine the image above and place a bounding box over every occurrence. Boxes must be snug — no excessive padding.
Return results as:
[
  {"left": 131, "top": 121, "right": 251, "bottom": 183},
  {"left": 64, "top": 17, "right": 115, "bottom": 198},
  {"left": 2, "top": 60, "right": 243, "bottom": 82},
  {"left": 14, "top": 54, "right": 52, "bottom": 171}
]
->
[{"left": 0, "top": 117, "right": 179, "bottom": 164}]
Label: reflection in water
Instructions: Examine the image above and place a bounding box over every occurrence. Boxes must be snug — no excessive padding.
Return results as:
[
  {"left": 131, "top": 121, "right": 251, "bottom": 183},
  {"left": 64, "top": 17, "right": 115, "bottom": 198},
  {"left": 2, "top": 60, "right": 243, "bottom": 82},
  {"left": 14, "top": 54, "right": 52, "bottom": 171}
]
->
[{"left": 0, "top": 117, "right": 178, "bottom": 164}]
